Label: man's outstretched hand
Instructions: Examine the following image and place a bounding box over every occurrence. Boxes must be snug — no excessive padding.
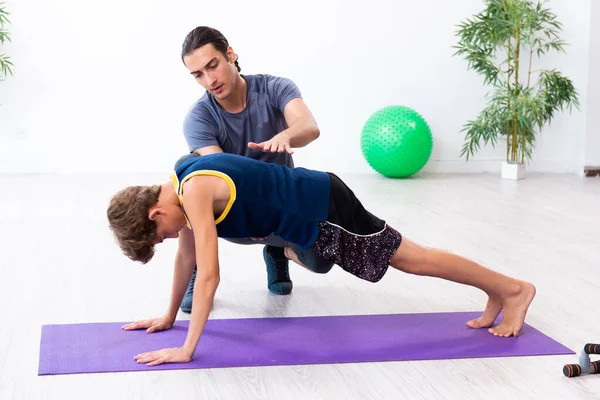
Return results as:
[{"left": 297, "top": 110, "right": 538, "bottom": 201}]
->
[{"left": 248, "top": 133, "right": 293, "bottom": 154}]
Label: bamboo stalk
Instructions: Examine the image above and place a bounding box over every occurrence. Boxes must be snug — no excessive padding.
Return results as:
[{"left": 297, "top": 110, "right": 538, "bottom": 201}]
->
[
  {"left": 512, "top": 28, "right": 521, "bottom": 164},
  {"left": 506, "top": 40, "right": 512, "bottom": 162},
  {"left": 527, "top": 37, "right": 534, "bottom": 89},
  {"left": 506, "top": 121, "right": 510, "bottom": 162},
  {"left": 525, "top": 29, "right": 534, "bottom": 165},
  {"left": 521, "top": 127, "right": 526, "bottom": 163}
]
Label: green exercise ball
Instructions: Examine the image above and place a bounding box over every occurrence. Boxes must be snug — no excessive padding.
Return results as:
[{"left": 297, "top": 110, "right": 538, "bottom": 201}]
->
[{"left": 360, "top": 105, "right": 433, "bottom": 178}]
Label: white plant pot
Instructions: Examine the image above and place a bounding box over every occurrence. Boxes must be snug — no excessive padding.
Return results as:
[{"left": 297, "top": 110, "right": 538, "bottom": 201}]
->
[{"left": 501, "top": 161, "right": 525, "bottom": 180}]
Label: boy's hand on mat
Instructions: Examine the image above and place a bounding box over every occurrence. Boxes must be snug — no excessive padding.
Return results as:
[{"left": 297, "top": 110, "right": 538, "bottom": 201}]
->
[
  {"left": 134, "top": 347, "right": 192, "bottom": 367},
  {"left": 121, "top": 316, "right": 174, "bottom": 333},
  {"left": 248, "top": 133, "right": 293, "bottom": 154}
]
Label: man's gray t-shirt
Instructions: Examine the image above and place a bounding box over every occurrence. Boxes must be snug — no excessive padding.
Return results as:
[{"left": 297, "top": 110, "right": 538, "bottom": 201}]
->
[{"left": 183, "top": 74, "right": 301, "bottom": 168}]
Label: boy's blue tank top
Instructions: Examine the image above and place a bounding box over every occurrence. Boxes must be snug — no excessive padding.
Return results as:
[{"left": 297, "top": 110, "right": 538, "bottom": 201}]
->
[{"left": 171, "top": 153, "right": 331, "bottom": 249}]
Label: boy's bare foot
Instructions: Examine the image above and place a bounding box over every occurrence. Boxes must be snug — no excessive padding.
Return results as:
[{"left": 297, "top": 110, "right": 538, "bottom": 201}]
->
[
  {"left": 489, "top": 281, "right": 536, "bottom": 337},
  {"left": 466, "top": 295, "right": 503, "bottom": 329}
]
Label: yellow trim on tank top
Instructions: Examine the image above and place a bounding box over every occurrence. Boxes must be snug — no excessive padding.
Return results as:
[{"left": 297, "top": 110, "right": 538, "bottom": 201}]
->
[
  {"left": 170, "top": 172, "right": 181, "bottom": 198},
  {"left": 173, "top": 170, "right": 237, "bottom": 228},
  {"left": 170, "top": 172, "right": 190, "bottom": 227}
]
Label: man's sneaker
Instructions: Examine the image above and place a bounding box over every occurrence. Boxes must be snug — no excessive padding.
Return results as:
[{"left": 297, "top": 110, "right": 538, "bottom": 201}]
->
[
  {"left": 180, "top": 268, "right": 196, "bottom": 313},
  {"left": 263, "top": 245, "right": 293, "bottom": 295}
]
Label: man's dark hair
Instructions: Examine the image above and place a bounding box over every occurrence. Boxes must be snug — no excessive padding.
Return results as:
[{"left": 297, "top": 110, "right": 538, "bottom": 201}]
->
[{"left": 181, "top": 26, "right": 241, "bottom": 72}]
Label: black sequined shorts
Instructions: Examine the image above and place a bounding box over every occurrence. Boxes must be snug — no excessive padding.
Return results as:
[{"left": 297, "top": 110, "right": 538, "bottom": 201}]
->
[{"left": 308, "top": 173, "right": 403, "bottom": 283}]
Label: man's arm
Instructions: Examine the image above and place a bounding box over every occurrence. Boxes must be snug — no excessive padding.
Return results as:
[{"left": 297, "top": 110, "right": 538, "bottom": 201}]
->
[
  {"left": 279, "top": 98, "right": 320, "bottom": 148},
  {"left": 248, "top": 98, "right": 320, "bottom": 154},
  {"left": 179, "top": 177, "right": 221, "bottom": 358},
  {"left": 183, "top": 104, "right": 223, "bottom": 156},
  {"left": 193, "top": 145, "right": 223, "bottom": 156}
]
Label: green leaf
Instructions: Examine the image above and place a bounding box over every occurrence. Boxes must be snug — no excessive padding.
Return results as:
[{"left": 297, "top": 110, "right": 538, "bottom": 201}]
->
[
  {"left": 0, "top": 53, "right": 13, "bottom": 80},
  {"left": 0, "top": 1, "right": 12, "bottom": 81}
]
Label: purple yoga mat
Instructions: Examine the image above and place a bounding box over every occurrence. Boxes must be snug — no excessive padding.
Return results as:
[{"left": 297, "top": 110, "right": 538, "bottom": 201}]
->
[{"left": 38, "top": 312, "right": 573, "bottom": 375}]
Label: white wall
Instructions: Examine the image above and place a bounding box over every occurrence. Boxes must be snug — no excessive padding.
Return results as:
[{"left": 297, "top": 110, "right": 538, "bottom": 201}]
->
[
  {"left": 585, "top": 0, "right": 600, "bottom": 167},
  {"left": 0, "top": 0, "right": 592, "bottom": 175}
]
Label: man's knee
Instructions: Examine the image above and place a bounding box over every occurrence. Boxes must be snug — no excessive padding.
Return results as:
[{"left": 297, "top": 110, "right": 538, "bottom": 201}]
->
[
  {"left": 223, "top": 237, "right": 258, "bottom": 245},
  {"left": 290, "top": 245, "right": 334, "bottom": 274},
  {"left": 309, "top": 260, "right": 334, "bottom": 274},
  {"left": 174, "top": 152, "right": 200, "bottom": 170}
]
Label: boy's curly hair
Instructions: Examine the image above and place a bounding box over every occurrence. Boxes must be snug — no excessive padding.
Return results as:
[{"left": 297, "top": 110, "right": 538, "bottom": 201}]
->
[{"left": 107, "top": 185, "right": 162, "bottom": 263}]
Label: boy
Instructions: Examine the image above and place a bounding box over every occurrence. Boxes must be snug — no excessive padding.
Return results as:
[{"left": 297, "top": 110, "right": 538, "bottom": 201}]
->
[{"left": 107, "top": 153, "right": 536, "bottom": 367}]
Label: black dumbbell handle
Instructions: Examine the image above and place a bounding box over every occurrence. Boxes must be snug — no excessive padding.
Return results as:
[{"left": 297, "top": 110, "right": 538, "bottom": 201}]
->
[
  {"left": 585, "top": 344, "right": 600, "bottom": 355},
  {"left": 563, "top": 361, "right": 600, "bottom": 377},
  {"left": 563, "top": 363, "right": 582, "bottom": 377}
]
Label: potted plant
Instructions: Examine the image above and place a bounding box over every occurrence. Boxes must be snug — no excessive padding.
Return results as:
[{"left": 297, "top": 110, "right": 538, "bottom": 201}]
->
[
  {"left": 453, "top": 0, "right": 580, "bottom": 180},
  {"left": 0, "top": 1, "right": 13, "bottom": 81}
]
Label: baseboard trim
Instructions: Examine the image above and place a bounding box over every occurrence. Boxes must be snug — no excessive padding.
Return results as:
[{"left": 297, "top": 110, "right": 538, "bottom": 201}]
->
[
  {"left": 583, "top": 166, "right": 600, "bottom": 177},
  {"left": 421, "top": 159, "right": 576, "bottom": 174},
  {"left": 0, "top": 159, "right": 589, "bottom": 176}
]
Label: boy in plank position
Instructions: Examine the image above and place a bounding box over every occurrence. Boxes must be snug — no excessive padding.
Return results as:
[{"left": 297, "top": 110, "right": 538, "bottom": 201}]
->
[{"left": 107, "top": 153, "right": 536, "bottom": 366}]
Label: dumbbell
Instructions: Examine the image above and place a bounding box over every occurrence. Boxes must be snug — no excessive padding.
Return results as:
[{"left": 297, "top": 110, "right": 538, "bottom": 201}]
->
[{"left": 563, "top": 343, "right": 600, "bottom": 378}]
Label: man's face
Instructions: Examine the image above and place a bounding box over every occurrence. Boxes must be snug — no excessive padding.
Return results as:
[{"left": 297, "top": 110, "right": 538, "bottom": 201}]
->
[{"left": 183, "top": 43, "right": 238, "bottom": 101}]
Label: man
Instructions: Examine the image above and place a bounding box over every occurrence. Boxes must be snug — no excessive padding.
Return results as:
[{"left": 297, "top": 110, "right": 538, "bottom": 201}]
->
[
  {"left": 107, "top": 152, "right": 537, "bottom": 367},
  {"left": 178, "top": 26, "right": 324, "bottom": 310}
]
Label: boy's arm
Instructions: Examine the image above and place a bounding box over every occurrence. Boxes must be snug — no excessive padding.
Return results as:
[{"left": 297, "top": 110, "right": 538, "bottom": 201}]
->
[
  {"left": 179, "top": 177, "right": 221, "bottom": 358},
  {"left": 164, "top": 226, "right": 197, "bottom": 322},
  {"left": 123, "top": 227, "right": 196, "bottom": 334},
  {"left": 130, "top": 176, "right": 221, "bottom": 367}
]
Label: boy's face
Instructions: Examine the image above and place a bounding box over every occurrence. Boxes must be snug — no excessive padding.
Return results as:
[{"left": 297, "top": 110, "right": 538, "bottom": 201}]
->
[
  {"left": 150, "top": 205, "right": 186, "bottom": 244},
  {"left": 183, "top": 43, "right": 238, "bottom": 101}
]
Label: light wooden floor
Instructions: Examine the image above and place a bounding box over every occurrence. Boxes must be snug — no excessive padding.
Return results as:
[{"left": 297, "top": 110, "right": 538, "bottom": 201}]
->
[{"left": 1, "top": 171, "right": 599, "bottom": 399}]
